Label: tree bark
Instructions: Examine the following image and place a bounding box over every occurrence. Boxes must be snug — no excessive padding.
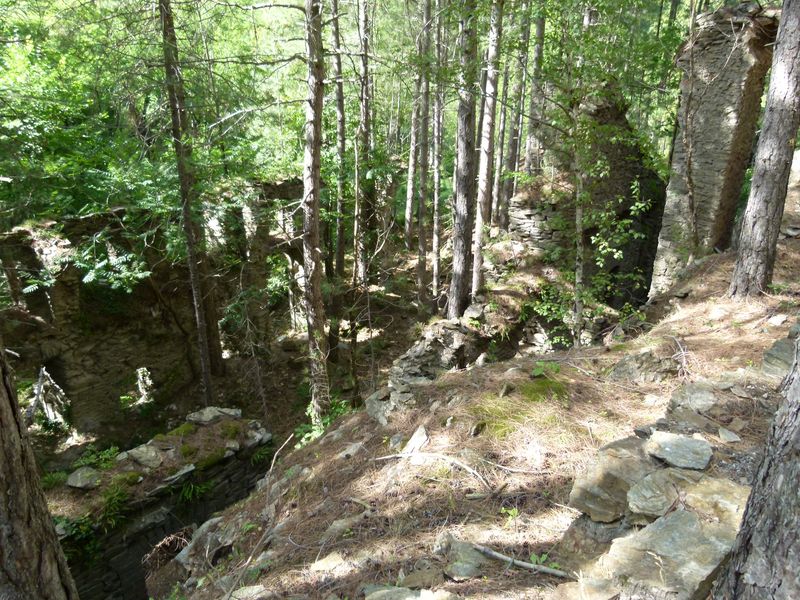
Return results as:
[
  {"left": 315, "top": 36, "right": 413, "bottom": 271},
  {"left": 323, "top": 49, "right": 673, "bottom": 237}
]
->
[
  {"left": 492, "top": 64, "right": 510, "bottom": 225},
  {"left": 498, "top": 0, "right": 531, "bottom": 231},
  {"left": 712, "top": 337, "right": 800, "bottom": 599},
  {"left": 0, "top": 343, "right": 79, "bottom": 600},
  {"left": 331, "top": 0, "right": 346, "bottom": 279},
  {"left": 431, "top": 0, "right": 444, "bottom": 301},
  {"left": 159, "top": 0, "right": 214, "bottom": 405},
  {"left": 729, "top": 0, "right": 800, "bottom": 298},
  {"left": 416, "top": 0, "right": 432, "bottom": 305},
  {"left": 405, "top": 77, "right": 421, "bottom": 251},
  {"left": 353, "top": 0, "right": 375, "bottom": 287},
  {"left": 303, "top": 0, "right": 331, "bottom": 427},
  {"left": 447, "top": 0, "right": 478, "bottom": 318},
  {"left": 471, "top": 0, "right": 504, "bottom": 299},
  {"left": 524, "top": 9, "right": 545, "bottom": 176}
]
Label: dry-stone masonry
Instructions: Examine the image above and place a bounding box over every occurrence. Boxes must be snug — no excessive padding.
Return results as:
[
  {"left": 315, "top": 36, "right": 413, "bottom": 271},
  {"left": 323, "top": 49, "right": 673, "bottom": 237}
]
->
[
  {"left": 649, "top": 4, "right": 779, "bottom": 296},
  {"left": 52, "top": 407, "right": 272, "bottom": 600}
]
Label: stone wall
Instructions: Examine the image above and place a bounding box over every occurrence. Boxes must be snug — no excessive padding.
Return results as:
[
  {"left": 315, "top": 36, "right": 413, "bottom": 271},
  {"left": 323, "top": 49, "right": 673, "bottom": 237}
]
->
[
  {"left": 649, "top": 4, "right": 778, "bottom": 296},
  {"left": 0, "top": 214, "right": 198, "bottom": 441},
  {"left": 508, "top": 93, "right": 666, "bottom": 307},
  {"left": 56, "top": 407, "right": 273, "bottom": 600}
]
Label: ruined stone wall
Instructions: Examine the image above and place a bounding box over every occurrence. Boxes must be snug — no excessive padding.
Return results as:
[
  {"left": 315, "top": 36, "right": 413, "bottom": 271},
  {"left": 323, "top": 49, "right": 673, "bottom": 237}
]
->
[
  {"left": 649, "top": 4, "right": 778, "bottom": 296},
  {"left": 0, "top": 215, "right": 198, "bottom": 441},
  {"left": 58, "top": 408, "right": 273, "bottom": 600},
  {"left": 508, "top": 95, "right": 666, "bottom": 307}
]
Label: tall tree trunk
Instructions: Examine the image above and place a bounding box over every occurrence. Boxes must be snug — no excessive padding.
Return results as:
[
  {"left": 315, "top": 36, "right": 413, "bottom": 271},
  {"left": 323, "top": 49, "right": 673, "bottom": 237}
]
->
[
  {"left": 431, "top": 0, "right": 444, "bottom": 301},
  {"left": 328, "top": 0, "right": 347, "bottom": 362},
  {"left": 416, "top": 0, "right": 432, "bottom": 305},
  {"left": 471, "top": 0, "right": 504, "bottom": 299},
  {"left": 524, "top": 9, "right": 545, "bottom": 176},
  {"left": 498, "top": 0, "right": 531, "bottom": 231},
  {"left": 729, "top": 0, "right": 800, "bottom": 298},
  {"left": 404, "top": 78, "right": 421, "bottom": 251},
  {"left": 332, "top": 0, "right": 346, "bottom": 279},
  {"left": 447, "top": 0, "right": 478, "bottom": 319},
  {"left": 353, "top": 0, "right": 375, "bottom": 287},
  {"left": 159, "top": 0, "right": 214, "bottom": 405},
  {"left": 712, "top": 337, "right": 800, "bottom": 599},
  {"left": 303, "top": 0, "right": 331, "bottom": 428},
  {"left": 0, "top": 344, "right": 78, "bottom": 599},
  {"left": 492, "top": 64, "right": 510, "bottom": 225}
]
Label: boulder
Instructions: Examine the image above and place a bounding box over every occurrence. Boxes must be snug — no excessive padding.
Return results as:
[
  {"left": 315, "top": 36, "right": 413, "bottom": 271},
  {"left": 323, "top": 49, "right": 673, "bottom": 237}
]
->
[
  {"left": 67, "top": 466, "right": 102, "bottom": 490},
  {"left": 645, "top": 431, "right": 712, "bottom": 470},
  {"left": 432, "top": 532, "right": 489, "bottom": 581},
  {"left": 127, "top": 444, "right": 163, "bottom": 469},
  {"left": 569, "top": 437, "right": 660, "bottom": 522},
  {"left": 230, "top": 586, "right": 276, "bottom": 600},
  {"left": 598, "top": 509, "right": 739, "bottom": 600},
  {"left": 546, "top": 578, "right": 620, "bottom": 600}
]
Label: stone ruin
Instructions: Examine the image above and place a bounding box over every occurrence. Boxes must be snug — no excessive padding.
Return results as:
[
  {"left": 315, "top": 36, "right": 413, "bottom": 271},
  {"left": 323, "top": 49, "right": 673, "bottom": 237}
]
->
[
  {"left": 509, "top": 91, "right": 667, "bottom": 307},
  {"left": 51, "top": 406, "right": 272, "bottom": 600},
  {"left": 0, "top": 212, "right": 198, "bottom": 442},
  {"left": 649, "top": 3, "right": 779, "bottom": 296}
]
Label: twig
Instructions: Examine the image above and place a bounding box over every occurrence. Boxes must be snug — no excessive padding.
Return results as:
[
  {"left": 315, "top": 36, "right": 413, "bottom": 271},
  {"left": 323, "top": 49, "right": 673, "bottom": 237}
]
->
[
  {"left": 470, "top": 542, "right": 574, "bottom": 579},
  {"left": 374, "top": 452, "right": 494, "bottom": 492}
]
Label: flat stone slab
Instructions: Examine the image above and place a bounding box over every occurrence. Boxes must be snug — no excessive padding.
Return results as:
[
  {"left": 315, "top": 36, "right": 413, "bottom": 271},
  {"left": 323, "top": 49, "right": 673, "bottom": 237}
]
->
[
  {"left": 645, "top": 431, "right": 712, "bottom": 470},
  {"left": 186, "top": 406, "right": 242, "bottom": 424},
  {"left": 569, "top": 436, "right": 660, "bottom": 522},
  {"left": 598, "top": 510, "right": 738, "bottom": 600},
  {"left": 670, "top": 382, "right": 719, "bottom": 414},
  {"left": 67, "top": 466, "right": 101, "bottom": 489},
  {"left": 546, "top": 578, "right": 620, "bottom": 600},
  {"left": 627, "top": 468, "right": 703, "bottom": 520},
  {"left": 363, "top": 585, "right": 458, "bottom": 600}
]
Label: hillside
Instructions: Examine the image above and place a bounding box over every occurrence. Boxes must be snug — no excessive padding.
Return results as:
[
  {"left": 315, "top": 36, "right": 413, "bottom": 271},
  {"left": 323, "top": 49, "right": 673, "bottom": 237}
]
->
[{"left": 141, "top": 237, "right": 800, "bottom": 600}]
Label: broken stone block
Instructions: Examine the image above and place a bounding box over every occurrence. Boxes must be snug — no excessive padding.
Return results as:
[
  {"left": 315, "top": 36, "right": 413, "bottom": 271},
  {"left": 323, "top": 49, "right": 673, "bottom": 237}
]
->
[
  {"left": 569, "top": 437, "right": 660, "bottom": 522},
  {"left": 645, "top": 431, "right": 712, "bottom": 470},
  {"left": 598, "top": 509, "right": 739, "bottom": 600},
  {"left": 670, "top": 382, "right": 719, "bottom": 414},
  {"left": 127, "top": 444, "right": 163, "bottom": 469}
]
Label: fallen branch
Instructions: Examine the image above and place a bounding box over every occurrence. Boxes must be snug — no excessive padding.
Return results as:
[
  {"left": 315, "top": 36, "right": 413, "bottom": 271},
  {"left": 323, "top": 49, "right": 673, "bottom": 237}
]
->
[
  {"left": 374, "top": 452, "right": 494, "bottom": 492},
  {"left": 470, "top": 542, "right": 574, "bottom": 579}
]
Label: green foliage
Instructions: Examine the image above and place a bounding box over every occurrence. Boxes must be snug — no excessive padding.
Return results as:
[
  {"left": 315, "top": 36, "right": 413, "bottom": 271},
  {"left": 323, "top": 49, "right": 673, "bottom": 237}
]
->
[
  {"left": 73, "top": 444, "right": 119, "bottom": 470},
  {"left": 111, "top": 471, "right": 143, "bottom": 487},
  {"left": 294, "top": 392, "right": 352, "bottom": 448},
  {"left": 196, "top": 448, "right": 227, "bottom": 471},
  {"left": 221, "top": 421, "right": 242, "bottom": 439},
  {"left": 528, "top": 552, "right": 561, "bottom": 570},
  {"left": 180, "top": 444, "right": 198, "bottom": 459},
  {"left": 178, "top": 480, "right": 213, "bottom": 504},
  {"left": 169, "top": 423, "right": 198, "bottom": 437},
  {"left": 250, "top": 445, "right": 273, "bottom": 465},
  {"left": 40, "top": 471, "right": 68, "bottom": 490},
  {"left": 531, "top": 360, "right": 560, "bottom": 378},
  {"left": 520, "top": 285, "right": 574, "bottom": 347},
  {"left": 98, "top": 484, "right": 130, "bottom": 531}
]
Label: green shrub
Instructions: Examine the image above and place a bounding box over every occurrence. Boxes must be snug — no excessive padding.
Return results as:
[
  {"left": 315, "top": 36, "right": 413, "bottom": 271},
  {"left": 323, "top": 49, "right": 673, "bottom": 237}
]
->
[
  {"left": 73, "top": 444, "right": 119, "bottom": 470},
  {"left": 41, "top": 471, "right": 68, "bottom": 490}
]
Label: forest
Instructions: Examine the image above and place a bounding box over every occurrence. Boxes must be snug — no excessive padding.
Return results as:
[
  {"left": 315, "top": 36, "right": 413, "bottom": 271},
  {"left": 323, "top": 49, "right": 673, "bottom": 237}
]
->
[{"left": 0, "top": 0, "right": 799, "bottom": 598}]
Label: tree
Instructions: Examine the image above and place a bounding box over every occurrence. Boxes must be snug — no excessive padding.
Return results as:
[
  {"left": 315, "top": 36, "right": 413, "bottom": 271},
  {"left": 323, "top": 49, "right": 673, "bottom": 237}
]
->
[
  {"left": 447, "top": 0, "right": 478, "bottom": 319},
  {"left": 729, "top": 0, "right": 800, "bottom": 298},
  {"left": 471, "top": 0, "right": 505, "bottom": 299},
  {"left": 159, "top": 0, "right": 215, "bottom": 405},
  {"left": 302, "top": 0, "right": 331, "bottom": 427},
  {"left": 712, "top": 337, "right": 800, "bottom": 599},
  {"left": 431, "top": 0, "right": 445, "bottom": 301},
  {"left": 523, "top": 8, "right": 545, "bottom": 175},
  {"left": 404, "top": 78, "right": 421, "bottom": 250},
  {"left": 0, "top": 343, "right": 79, "bottom": 599},
  {"left": 416, "top": 0, "right": 432, "bottom": 305},
  {"left": 497, "top": 0, "right": 531, "bottom": 231}
]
